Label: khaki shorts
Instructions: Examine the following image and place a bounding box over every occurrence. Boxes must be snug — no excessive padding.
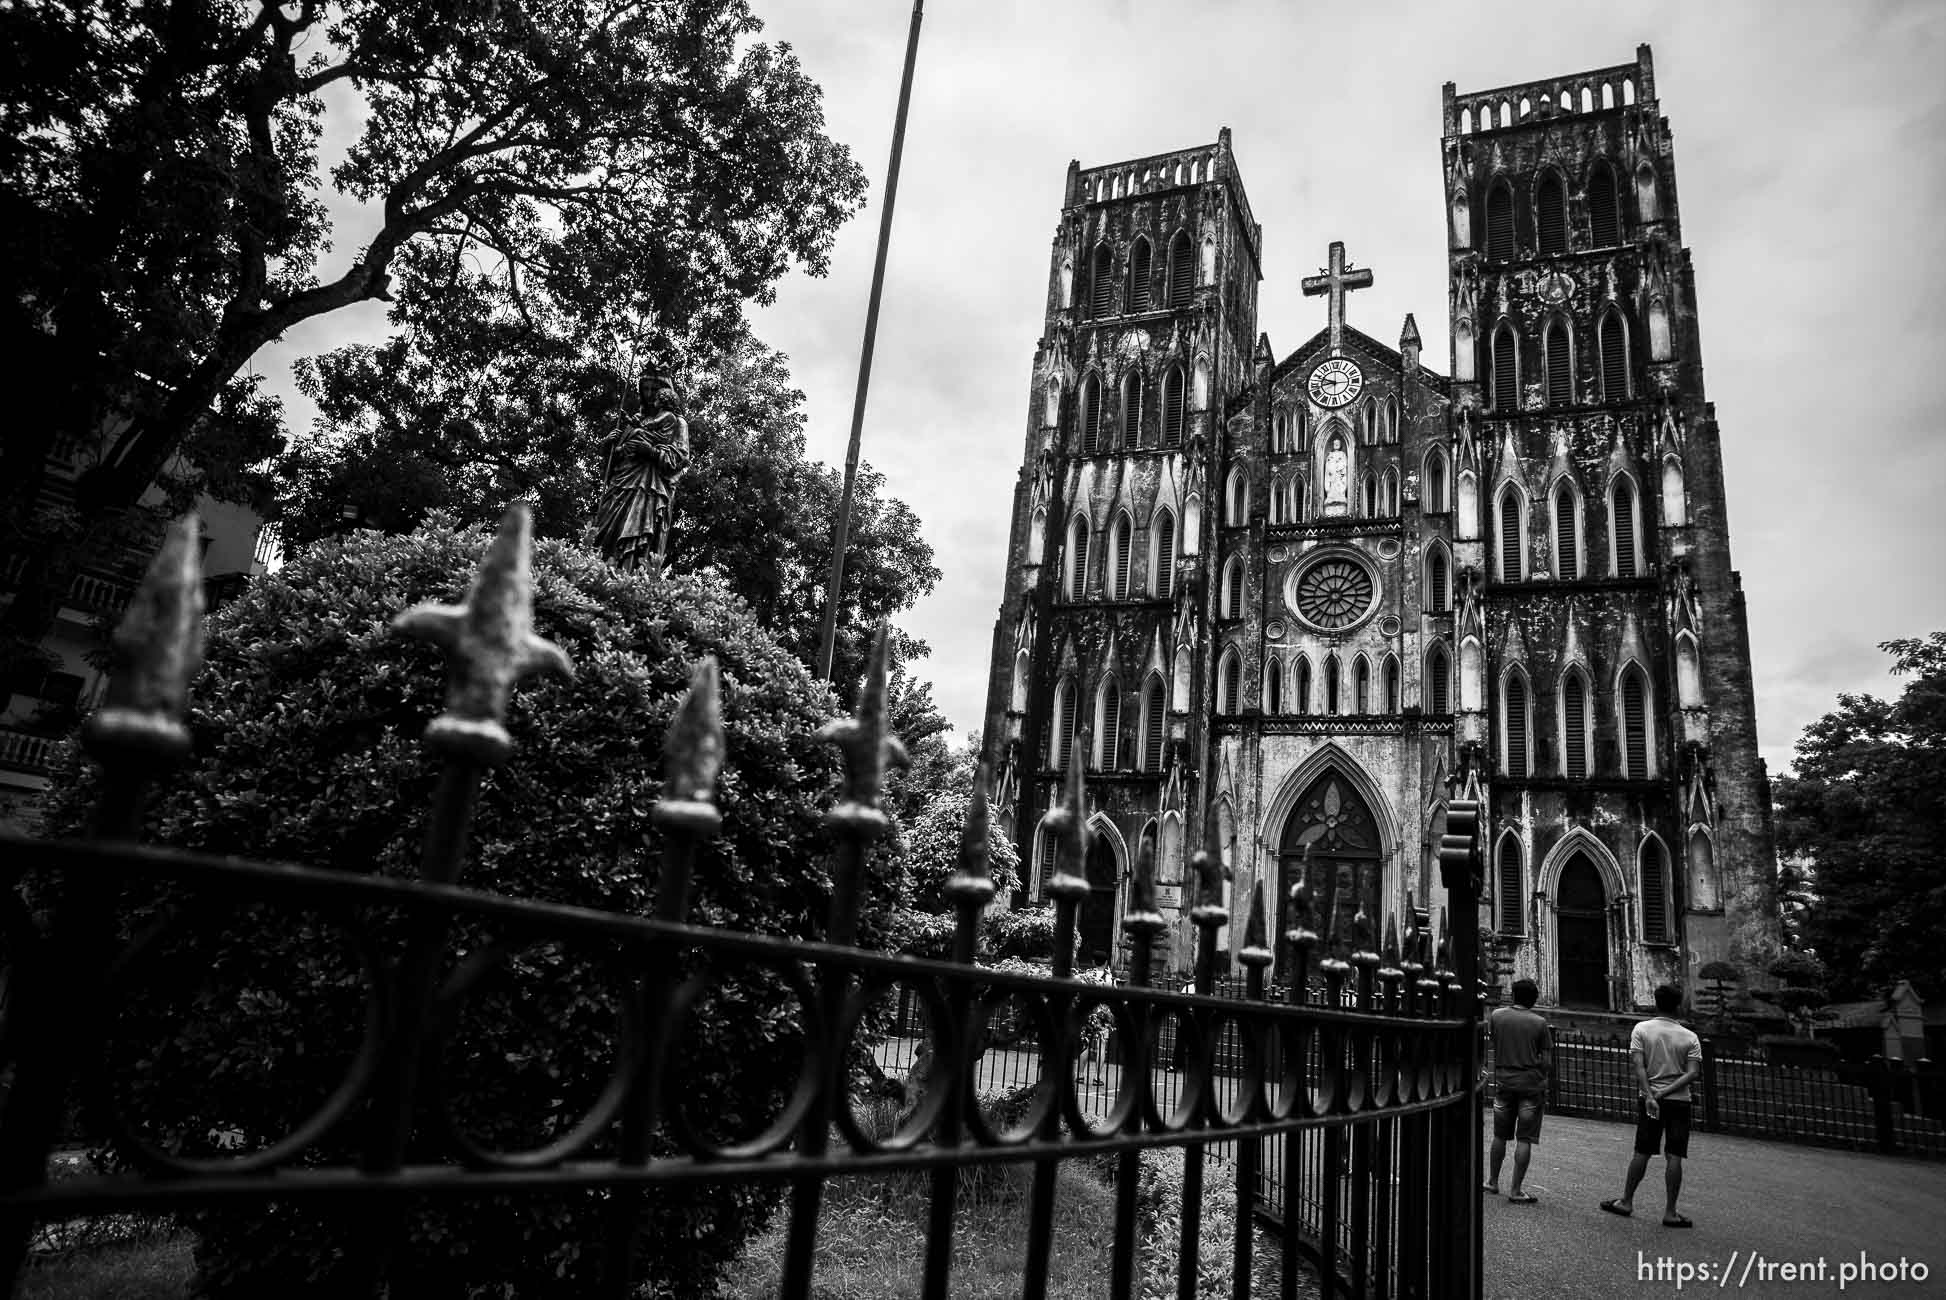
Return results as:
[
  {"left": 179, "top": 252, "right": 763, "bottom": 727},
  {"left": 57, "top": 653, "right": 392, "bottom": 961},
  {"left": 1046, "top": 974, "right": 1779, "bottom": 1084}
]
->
[{"left": 1493, "top": 1088, "right": 1544, "bottom": 1142}]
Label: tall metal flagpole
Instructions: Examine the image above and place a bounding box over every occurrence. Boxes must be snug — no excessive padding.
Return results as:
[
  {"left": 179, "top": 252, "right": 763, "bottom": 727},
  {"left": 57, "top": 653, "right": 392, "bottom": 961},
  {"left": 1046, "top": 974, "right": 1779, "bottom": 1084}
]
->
[{"left": 816, "top": 0, "right": 925, "bottom": 686}]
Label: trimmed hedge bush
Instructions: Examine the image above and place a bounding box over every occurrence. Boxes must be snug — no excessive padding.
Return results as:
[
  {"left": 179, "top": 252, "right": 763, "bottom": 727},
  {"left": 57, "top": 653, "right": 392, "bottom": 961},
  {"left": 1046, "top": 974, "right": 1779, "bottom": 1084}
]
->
[{"left": 39, "top": 516, "right": 898, "bottom": 1298}]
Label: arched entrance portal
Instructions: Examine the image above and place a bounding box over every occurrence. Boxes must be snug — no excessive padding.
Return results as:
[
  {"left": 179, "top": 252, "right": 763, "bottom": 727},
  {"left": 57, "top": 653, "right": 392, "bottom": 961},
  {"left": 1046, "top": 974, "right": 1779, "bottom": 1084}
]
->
[
  {"left": 1078, "top": 835, "right": 1119, "bottom": 968},
  {"left": 1556, "top": 853, "right": 1610, "bottom": 1008},
  {"left": 1278, "top": 771, "right": 1381, "bottom": 955}
]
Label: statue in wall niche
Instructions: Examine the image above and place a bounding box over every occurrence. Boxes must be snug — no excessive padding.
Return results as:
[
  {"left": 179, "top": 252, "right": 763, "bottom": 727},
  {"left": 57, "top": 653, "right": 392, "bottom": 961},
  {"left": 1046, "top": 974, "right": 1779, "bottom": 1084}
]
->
[{"left": 594, "top": 366, "right": 690, "bottom": 574}]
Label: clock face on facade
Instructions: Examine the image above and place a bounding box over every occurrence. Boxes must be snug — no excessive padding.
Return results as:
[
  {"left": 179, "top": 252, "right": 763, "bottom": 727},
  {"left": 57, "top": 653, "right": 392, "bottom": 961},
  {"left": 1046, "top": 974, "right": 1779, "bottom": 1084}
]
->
[{"left": 1308, "top": 358, "right": 1364, "bottom": 408}]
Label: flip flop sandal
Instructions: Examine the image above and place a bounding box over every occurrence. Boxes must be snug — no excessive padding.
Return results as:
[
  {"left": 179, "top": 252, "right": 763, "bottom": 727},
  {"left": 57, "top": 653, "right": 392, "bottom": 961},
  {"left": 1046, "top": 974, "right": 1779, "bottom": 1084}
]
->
[
  {"left": 1599, "top": 1200, "right": 1632, "bottom": 1217},
  {"left": 1482, "top": 1184, "right": 1501, "bottom": 1195},
  {"left": 1662, "top": 1215, "right": 1693, "bottom": 1228},
  {"left": 1508, "top": 1193, "right": 1538, "bottom": 1204}
]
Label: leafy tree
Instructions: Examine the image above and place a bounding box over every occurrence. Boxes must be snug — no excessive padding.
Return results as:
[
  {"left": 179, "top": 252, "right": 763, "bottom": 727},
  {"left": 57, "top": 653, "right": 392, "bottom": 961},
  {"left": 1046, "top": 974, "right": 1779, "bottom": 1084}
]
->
[
  {"left": 0, "top": 0, "right": 864, "bottom": 649},
  {"left": 1773, "top": 632, "right": 1946, "bottom": 1001},
  {"left": 35, "top": 515, "right": 904, "bottom": 1297},
  {"left": 277, "top": 325, "right": 939, "bottom": 691}
]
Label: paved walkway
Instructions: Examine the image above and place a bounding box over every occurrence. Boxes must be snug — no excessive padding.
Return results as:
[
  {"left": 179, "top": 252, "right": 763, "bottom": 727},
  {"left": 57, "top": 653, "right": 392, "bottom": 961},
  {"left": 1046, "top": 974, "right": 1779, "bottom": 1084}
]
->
[{"left": 1481, "top": 1112, "right": 1946, "bottom": 1298}]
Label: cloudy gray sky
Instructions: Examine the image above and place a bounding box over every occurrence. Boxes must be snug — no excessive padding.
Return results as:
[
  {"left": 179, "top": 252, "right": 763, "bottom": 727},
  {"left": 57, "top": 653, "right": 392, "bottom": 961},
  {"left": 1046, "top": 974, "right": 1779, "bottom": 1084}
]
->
[{"left": 261, "top": 0, "right": 1946, "bottom": 780}]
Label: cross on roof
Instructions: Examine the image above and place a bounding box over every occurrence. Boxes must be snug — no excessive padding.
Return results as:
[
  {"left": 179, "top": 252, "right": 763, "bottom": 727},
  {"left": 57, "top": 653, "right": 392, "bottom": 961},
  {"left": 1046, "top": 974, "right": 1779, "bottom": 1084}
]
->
[{"left": 1301, "top": 240, "right": 1374, "bottom": 356}]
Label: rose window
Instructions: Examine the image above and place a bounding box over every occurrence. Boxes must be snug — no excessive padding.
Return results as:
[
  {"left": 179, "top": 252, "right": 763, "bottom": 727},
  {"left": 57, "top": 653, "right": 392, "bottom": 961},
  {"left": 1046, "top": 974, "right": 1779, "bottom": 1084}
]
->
[{"left": 1294, "top": 557, "right": 1375, "bottom": 630}]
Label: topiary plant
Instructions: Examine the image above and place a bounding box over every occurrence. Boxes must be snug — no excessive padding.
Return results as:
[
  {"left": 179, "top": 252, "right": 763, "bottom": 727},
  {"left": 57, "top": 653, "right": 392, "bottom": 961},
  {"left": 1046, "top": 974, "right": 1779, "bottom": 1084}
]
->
[{"left": 36, "top": 515, "right": 895, "bottom": 1298}]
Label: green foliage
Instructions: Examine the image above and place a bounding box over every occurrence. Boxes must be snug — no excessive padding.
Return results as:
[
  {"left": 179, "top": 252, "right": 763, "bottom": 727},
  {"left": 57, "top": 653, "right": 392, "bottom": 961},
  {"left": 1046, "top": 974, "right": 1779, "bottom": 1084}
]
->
[
  {"left": 879, "top": 788, "right": 1021, "bottom": 964},
  {"left": 36, "top": 517, "right": 894, "bottom": 1298},
  {"left": 1774, "top": 632, "right": 1946, "bottom": 1000}
]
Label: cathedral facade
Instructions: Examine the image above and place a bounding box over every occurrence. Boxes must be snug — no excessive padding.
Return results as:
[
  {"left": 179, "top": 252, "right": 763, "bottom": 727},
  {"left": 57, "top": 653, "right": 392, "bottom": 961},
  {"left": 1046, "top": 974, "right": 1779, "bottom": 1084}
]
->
[{"left": 979, "top": 46, "right": 1782, "bottom": 1009}]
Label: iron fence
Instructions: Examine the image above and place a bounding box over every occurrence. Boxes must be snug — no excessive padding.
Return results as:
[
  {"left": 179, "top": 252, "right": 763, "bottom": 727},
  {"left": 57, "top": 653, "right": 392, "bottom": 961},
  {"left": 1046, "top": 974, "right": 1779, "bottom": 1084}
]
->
[
  {"left": 1483, "top": 1027, "right": 1946, "bottom": 1160},
  {"left": 0, "top": 506, "right": 1487, "bottom": 1298}
]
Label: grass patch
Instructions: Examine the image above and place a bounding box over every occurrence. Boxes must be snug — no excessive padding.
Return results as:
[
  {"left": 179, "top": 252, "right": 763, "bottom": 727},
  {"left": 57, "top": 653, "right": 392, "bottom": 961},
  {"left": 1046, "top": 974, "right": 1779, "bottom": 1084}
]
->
[{"left": 14, "top": 1234, "right": 195, "bottom": 1300}]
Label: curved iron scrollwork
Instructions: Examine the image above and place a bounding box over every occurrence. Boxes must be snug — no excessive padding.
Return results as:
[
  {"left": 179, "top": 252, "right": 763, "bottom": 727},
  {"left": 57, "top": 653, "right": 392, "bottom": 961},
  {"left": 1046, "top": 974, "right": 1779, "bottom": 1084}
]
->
[{"left": 0, "top": 504, "right": 1485, "bottom": 1300}]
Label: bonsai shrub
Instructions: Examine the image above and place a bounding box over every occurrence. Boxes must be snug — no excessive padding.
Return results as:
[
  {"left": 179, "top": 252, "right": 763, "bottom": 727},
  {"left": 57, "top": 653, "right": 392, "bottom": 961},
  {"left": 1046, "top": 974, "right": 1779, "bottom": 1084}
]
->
[{"left": 38, "top": 516, "right": 894, "bottom": 1298}]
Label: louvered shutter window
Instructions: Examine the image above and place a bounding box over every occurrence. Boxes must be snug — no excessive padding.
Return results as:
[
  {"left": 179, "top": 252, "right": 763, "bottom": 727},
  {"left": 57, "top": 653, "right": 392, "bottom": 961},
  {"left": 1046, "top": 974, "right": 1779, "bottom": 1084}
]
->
[
  {"left": 1600, "top": 312, "right": 1628, "bottom": 400},
  {"left": 1493, "top": 325, "right": 1519, "bottom": 410},
  {"left": 1505, "top": 675, "right": 1529, "bottom": 777},
  {"left": 1142, "top": 677, "right": 1166, "bottom": 770},
  {"left": 1537, "top": 173, "right": 1567, "bottom": 254},
  {"left": 1622, "top": 670, "right": 1649, "bottom": 778},
  {"left": 1325, "top": 657, "right": 1341, "bottom": 714},
  {"left": 1546, "top": 320, "right": 1572, "bottom": 406},
  {"left": 1499, "top": 491, "right": 1523, "bottom": 581},
  {"left": 1097, "top": 684, "right": 1121, "bottom": 770},
  {"left": 1090, "top": 246, "right": 1113, "bottom": 317},
  {"left": 1168, "top": 234, "right": 1193, "bottom": 308},
  {"left": 1613, "top": 479, "right": 1639, "bottom": 577},
  {"left": 1427, "top": 454, "right": 1447, "bottom": 512},
  {"left": 1428, "top": 649, "right": 1450, "bottom": 714},
  {"left": 1428, "top": 547, "right": 1450, "bottom": 611},
  {"left": 1068, "top": 523, "right": 1089, "bottom": 598},
  {"left": 1355, "top": 658, "right": 1371, "bottom": 713},
  {"left": 1265, "top": 660, "right": 1282, "bottom": 715},
  {"left": 1589, "top": 166, "right": 1621, "bottom": 247},
  {"left": 1153, "top": 513, "right": 1175, "bottom": 597},
  {"left": 1221, "top": 655, "right": 1240, "bottom": 714},
  {"left": 1499, "top": 840, "right": 1525, "bottom": 933},
  {"left": 1055, "top": 680, "right": 1078, "bottom": 770},
  {"left": 1486, "top": 184, "right": 1515, "bottom": 261},
  {"left": 1162, "top": 371, "right": 1184, "bottom": 446},
  {"left": 1121, "top": 376, "right": 1141, "bottom": 447},
  {"left": 1130, "top": 240, "right": 1152, "bottom": 312},
  {"left": 1563, "top": 675, "right": 1588, "bottom": 778},
  {"left": 1641, "top": 839, "right": 1670, "bottom": 943},
  {"left": 1081, "top": 378, "right": 1101, "bottom": 454},
  {"left": 1555, "top": 488, "right": 1578, "bottom": 578},
  {"left": 1225, "top": 561, "right": 1244, "bottom": 620},
  {"left": 1385, "top": 658, "right": 1401, "bottom": 713},
  {"left": 1295, "top": 658, "right": 1312, "bottom": 715},
  {"left": 1111, "top": 518, "right": 1132, "bottom": 599}
]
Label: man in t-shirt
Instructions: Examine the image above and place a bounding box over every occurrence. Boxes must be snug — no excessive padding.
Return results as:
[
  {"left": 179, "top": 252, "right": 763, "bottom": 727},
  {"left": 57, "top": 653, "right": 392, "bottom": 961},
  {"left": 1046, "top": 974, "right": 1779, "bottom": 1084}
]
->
[
  {"left": 1484, "top": 978, "right": 1551, "bottom": 1204},
  {"left": 1601, "top": 984, "right": 1704, "bottom": 1227}
]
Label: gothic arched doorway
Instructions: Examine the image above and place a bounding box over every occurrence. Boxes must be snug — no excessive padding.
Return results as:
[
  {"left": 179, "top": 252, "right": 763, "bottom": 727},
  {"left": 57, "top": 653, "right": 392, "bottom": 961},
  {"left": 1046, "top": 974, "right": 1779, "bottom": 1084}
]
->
[
  {"left": 1556, "top": 853, "right": 1610, "bottom": 1008},
  {"left": 1078, "top": 834, "right": 1119, "bottom": 969},
  {"left": 1278, "top": 771, "right": 1381, "bottom": 959}
]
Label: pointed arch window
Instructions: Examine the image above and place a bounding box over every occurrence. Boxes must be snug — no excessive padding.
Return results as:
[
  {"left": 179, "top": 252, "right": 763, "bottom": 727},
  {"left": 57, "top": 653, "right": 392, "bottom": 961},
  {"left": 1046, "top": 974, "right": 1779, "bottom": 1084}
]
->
[
  {"left": 1128, "top": 238, "right": 1153, "bottom": 312},
  {"left": 1561, "top": 670, "right": 1591, "bottom": 779},
  {"left": 1094, "top": 677, "right": 1122, "bottom": 770},
  {"left": 1537, "top": 171, "right": 1568, "bottom": 255},
  {"left": 1109, "top": 514, "right": 1134, "bottom": 599},
  {"left": 1545, "top": 318, "right": 1573, "bottom": 406},
  {"left": 1353, "top": 655, "right": 1372, "bottom": 714},
  {"left": 1011, "top": 649, "right": 1030, "bottom": 713},
  {"left": 1598, "top": 310, "right": 1630, "bottom": 401},
  {"left": 1294, "top": 656, "right": 1312, "bottom": 715},
  {"left": 1150, "top": 509, "right": 1176, "bottom": 597},
  {"left": 1486, "top": 180, "right": 1516, "bottom": 262},
  {"left": 1167, "top": 232, "right": 1193, "bottom": 308},
  {"left": 1161, "top": 366, "right": 1185, "bottom": 447},
  {"left": 1425, "top": 448, "right": 1449, "bottom": 512},
  {"left": 1324, "top": 654, "right": 1342, "bottom": 715},
  {"left": 1426, "top": 542, "right": 1452, "bottom": 612},
  {"left": 1219, "top": 649, "right": 1242, "bottom": 715},
  {"left": 1227, "top": 470, "right": 1249, "bottom": 526},
  {"left": 1497, "top": 485, "right": 1525, "bottom": 581},
  {"left": 1290, "top": 475, "right": 1307, "bottom": 523},
  {"left": 1381, "top": 468, "right": 1399, "bottom": 516},
  {"left": 1426, "top": 644, "right": 1452, "bottom": 714},
  {"left": 1065, "top": 516, "right": 1090, "bottom": 599},
  {"left": 1620, "top": 665, "right": 1652, "bottom": 779},
  {"left": 1553, "top": 481, "right": 1581, "bottom": 579},
  {"left": 1265, "top": 657, "right": 1283, "bottom": 715},
  {"left": 1491, "top": 322, "right": 1519, "bottom": 411},
  {"left": 1052, "top": 675, "right": 1079, "bottom": 771},
  {"left": 1221, "top": 557, "right": 1245, "bottom": 620},
  {"left": 1384, "top": 395, "right": 1400, "bottom": 444},
  {"left": 1089, "top": 244, "right": 1113, "bottom": 318},
  {"left": 1293, "top": 407, "right": 1309, "bottom": 450},
  {"left": 1498, "top": 837, "right": 1525, "bottom": 934},
  {"left": 1589, "top": 163, "right": 1622, "bottom": 247},
  {"left": 1384, "top": 655, "right": 1401, "bottom": 713},
  {"left": 1080, "top": 373, "right": 1102, "bottom": 454},
  {"left": 1611, "top": 475, "right": 1640, "bottom": 578},
  {"left": 1640, "top": 837, "right": 1671, "bottom": 943},
  {"left": 1359, "top": 472, "right": 1378, "bottom": 518},
  {"left": 1502, "top": 670, "right": 1531, "bottom": 778},
  {"left": 1140, "top": 674, "right": 1167, "bottom": 771},
  {"left": 1120, "top": 372, "right": 1143, "bottom": 448}
]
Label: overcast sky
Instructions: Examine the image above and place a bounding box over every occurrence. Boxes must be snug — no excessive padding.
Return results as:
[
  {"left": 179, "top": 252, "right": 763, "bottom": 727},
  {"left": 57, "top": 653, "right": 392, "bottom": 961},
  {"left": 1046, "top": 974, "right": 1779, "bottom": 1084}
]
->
[{"left": 261, "top": 0, "right": 1946, "bottom": 781}]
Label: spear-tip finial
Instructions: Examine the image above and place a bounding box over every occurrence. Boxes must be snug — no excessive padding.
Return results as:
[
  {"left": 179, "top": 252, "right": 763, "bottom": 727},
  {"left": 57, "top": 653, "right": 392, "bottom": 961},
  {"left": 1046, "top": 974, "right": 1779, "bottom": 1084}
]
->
[
  {"left": 816, "top": 622, "right": 909, "bottom": 814},
  {"left": 84, "top": 513, "right": 206, "bottom": 764},
  {"left": 1190, "top": 798, "right": 1229, "bottom": 927},
  {"left": 1238, "top": 879, "right": 1272, "bottom": 968},
  {"left": 944, "top": 761, "right": 997, "bottom": 909},
  {"left": 1045, "top": 755, "right": 1091, "bottom": 898},
  {"left": 653, "top": 656, "right": 724, "bottom": 838},
  {"left": 1122, "top": 827, "right": 1165, "bottom": 935},
  {"left": 1381, "top": 913, "right": 1403, "bottom": 972},
  {"left": 1435, "top": 907, "right": 1453, "bottom": 971},
  {"left": 394, "top": 503, "right": 573, "bottom": 765}
]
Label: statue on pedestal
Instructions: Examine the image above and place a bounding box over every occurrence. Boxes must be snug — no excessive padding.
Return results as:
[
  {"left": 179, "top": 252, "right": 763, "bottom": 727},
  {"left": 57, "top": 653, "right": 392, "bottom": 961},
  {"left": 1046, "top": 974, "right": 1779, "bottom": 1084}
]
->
[{"left": 593, "top": 367, "right": 690, "bottom": 574}]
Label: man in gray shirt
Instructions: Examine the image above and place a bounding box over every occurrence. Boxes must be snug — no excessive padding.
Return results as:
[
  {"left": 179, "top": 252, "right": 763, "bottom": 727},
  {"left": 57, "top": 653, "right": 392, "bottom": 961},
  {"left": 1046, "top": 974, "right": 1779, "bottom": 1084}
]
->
[
  {"left": 1484, "top": 978, "right": 1551, "bottom": 1203},
  {"left": 1601, "top": 984, "right": 1704, "bottom": 1227}
]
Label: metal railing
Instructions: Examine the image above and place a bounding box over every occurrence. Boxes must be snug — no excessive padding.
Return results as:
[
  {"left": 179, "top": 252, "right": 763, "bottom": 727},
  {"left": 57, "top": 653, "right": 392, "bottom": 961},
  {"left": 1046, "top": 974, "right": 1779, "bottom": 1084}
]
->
[{"left": 0, "top": 505, "right": 1487, "bottom": 1298}]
